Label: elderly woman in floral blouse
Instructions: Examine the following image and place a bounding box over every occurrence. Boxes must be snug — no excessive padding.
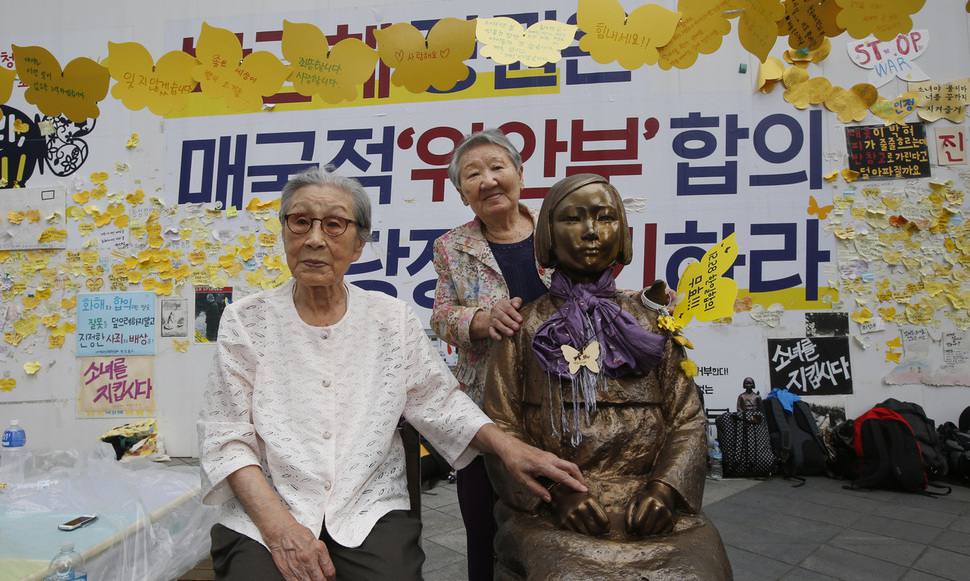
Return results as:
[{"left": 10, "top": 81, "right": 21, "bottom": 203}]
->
[{"left": 199, "top": 167, "right": 585, "bottom": 581}]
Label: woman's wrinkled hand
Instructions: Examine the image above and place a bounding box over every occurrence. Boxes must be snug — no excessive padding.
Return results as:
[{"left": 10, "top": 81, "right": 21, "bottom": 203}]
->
[
  {"left": 264, "top": 516, "right": 336, "bottom": 581},
  {"left": 488, "top": 297, "right": 524, "bottom": 340},
  {"left": 494, "top": 434, "right": 587, "bottom": 503},
  {"left": 552, "top": 488, "right": 611, "bottom": 536},
  {"left": 625, "top": 480, "right": 677, "bottom": 536}
]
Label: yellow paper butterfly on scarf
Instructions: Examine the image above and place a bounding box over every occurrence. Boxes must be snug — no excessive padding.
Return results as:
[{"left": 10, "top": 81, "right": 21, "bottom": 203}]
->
[{"left": 561, "top": 341, "right": 601, "bottom": 375}]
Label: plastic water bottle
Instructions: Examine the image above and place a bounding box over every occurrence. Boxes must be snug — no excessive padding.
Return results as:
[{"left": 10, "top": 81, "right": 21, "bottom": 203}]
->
[
  {"left": 709, "top": 440, "right": 723, "bottom": 480},
  {"left": 44, "top": 543, "right": 88, "bottom": 581},
  {"left": 1, "top": 419, "right": 26, "bottom": 482}
]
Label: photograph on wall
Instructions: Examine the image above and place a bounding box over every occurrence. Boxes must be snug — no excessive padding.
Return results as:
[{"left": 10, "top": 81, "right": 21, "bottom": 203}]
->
[
  {"left": 195, "top": 286, "right": 232, "bottom": 343},
  {"left": 767, "top": 337, "right": 853, "bottom": 396},
  {"left": 805, "top": 312, "right": 849, "bottom": 337},
  {"left": 160, "top": 298, "right": 188, "bottom": 337}
]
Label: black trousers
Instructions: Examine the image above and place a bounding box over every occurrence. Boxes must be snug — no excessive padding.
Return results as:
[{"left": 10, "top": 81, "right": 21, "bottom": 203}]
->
[
  {"left": 456, "top": 456, "right": 497, "bottom": 581},
  {"left": 210, "top": 510, "right": 424, "bottom": 581}
]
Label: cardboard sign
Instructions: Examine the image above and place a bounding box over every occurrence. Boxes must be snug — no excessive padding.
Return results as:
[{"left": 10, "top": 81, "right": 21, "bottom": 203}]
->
[
  {"left": 767, "top": 337, "right": 853, "bottom": 395},
  {"left": 845, "top": 122, "right": 930, "bottom": 180},
  {"left": 77, "top": 355, "right": 155, "bottom": 417}
]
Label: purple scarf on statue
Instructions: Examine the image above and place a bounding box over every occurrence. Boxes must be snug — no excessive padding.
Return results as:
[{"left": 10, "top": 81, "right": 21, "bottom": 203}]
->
[{"left": 532, "top": 270, "right": 666, "bottom": 379}]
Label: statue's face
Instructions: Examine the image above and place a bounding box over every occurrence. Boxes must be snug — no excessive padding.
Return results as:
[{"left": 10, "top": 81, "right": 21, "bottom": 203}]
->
[
  {"left": 550, "top": 183, "right": 622, "bottom": 282},
  {"left": 743, "top": 377, "right": 755, "bottom": 390}
]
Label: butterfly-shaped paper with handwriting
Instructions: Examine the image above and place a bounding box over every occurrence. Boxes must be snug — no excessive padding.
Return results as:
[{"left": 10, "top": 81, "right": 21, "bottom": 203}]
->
[
  {"left": 105, "top": 42, "right": 197, "bottom": 116},
  {"left": 577, "top": 0, "right": 680, "bottom": 69},
  {"left": 13, "top": 45, "right": 109, "bottom": 122},
  {"left": 560, "top": 341, "right": 601, "bottom": 375},
  {"left": 375, "top": 18, "right": 477, "bottom": 93},
  {"left": 673, "top": 232, "right": 739, "bottom": 325},
  {"left": 282, "top": 20, "right": 379, "bottom": 104},
  {"left": 476, "top": 17, "right": 576, "bottom": 67}
]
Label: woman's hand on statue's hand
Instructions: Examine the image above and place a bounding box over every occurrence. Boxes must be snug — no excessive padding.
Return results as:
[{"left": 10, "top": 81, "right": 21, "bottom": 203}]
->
[
  {"left": 491, "top": 431, "right": 587, "bottom": 503},
  {"left": 488, "top": 297, "right": 524, "bottom": 340},
  {"left": 553, "top": 489, "right": 611, "bottom": 536},
  {"left": 263, "top": 515, "right": 336, "bottom": 581},
  {"left": 625, "top": 480, "right": 677, "bottom": 536}
]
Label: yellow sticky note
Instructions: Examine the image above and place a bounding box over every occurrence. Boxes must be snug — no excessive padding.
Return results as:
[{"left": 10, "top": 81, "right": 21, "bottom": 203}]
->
[
  {"left": 757, "top": 57, "right": 784, "bottom": 93},
  {"left": 12, "top": 45, "right": 109, "bottom": 122},
  {"left": 841, "top": 168, "right": 860, "bottom": 183},
  {"left": 835, "top": 0, "right": 926, "bottom": 41},
  {"left": 824, "top": 83, "right": 877, "bottom": 123},
  {"left": 778, "top": 0, "right": 843, "bottom": 50},
  {"left": 48, "top": 334, "right": 65, "bottom": 349},
  {"left": 477, "top": 17, "right": 576, "bottom": 68},
  {"left": 126, "top": 189, "right": 145, "bottom": 205},
  {"left": 192, "top": 22, "right": 288, "bottom": 113},
  {"left": 870, "top": 91, "right": 923, "bottom": 125},
  {"left": 576, "top": 0, "right": 679, "bottom": 69},
  {"left": 672, "top": 232, "right": 740, "bottom": 325},
  {"left": 658, "top": 0, "right": 733, "bottom": 70},
  {"left": 729, "top": 0, "right": 785, "bottom": 63},
  {"left": 37, "top": 227, "right": 67, "bottom": 244},
  {"left": 173, "top": 338, "right": 189, "bottom": 353},
  {"left": 126, "top": 133, "right": 139, "bottom": 149},
  {"left": 0, "top": 378, "right": 16, "bottom": 392},
  {"left": 851, "top": 307, "right": 873, "bottom": 324},
  {"left": 23, "top": 361, "right": 41, "bottom": 375},
  {"left": 0, "top": 67, "right": 15, "bottom": 106},
  {"left": 282, "top": 20, "right": 380, "bottom": 104},
  {"left": 375, "top": 18, "right": 477, "bottom": 93},
  {"left": 885, "top": 350, "right": 902, "bottom": 363},
  {"left": 225, "top": 206, "right": 238, "bottom": 218},
  {"left": 105, "top": 42, "right": 197, "bottom": 116}
]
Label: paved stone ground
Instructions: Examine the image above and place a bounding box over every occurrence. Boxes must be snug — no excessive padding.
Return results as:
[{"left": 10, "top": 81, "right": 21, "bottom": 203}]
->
[{"left": 420, "top": 476, "right": 970, "bottom": 581}]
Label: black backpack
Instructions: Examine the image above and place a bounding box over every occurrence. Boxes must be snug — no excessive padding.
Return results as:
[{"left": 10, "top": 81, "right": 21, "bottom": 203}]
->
[
  {"left": 938, "top": 422, "right": 970, "bottom": 482},
  {"left": 878, "top": 399, "right": 948, "bottom": 478},
  {"left": 716, "top": 410, "right": 776, "bottom": 478},
  {"left": 763, "top": 398, "right": 829, "bottom": 484},
  {"left": 830, "top": 419, "right": 859, "bottom": 480},
  {"left": 849, "top": 406, "right": 951, "bottom": 496}
]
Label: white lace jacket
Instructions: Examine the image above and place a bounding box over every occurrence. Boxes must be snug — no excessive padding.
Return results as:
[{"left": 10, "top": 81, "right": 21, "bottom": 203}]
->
[{"left": 198, "top": 280, "right": 491, "bottom": 548}]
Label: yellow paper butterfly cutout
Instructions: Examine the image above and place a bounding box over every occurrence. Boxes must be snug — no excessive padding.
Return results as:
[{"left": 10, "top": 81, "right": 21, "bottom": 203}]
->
[
  {"left": 561, "top": 341, "right": 601, "bottom": 375},
  {"left": 476, "top": 17, "right": 576, "bottom": 68},
  {"left": 576, "top": 0, "right": 680, "bottom": 69},
  {"left": 375, "top": 18, "right": 477, "bottom": 93},
  {"left": 673, "top": 232, "right": 739, "bottom": 326},
  {"left": 835, "top": 0, "right": 925, "bottom": 41},
  {"left": 728, "top": 0, "right": 785, "bottom": 63},
  {"left": 105, "top": 42, "right": 197, "bottom": 116},
  {"left": 807, "top": 195, "right": 834, "bottom": 220},
  {"left": 282, "top": 20, "right": 379, "bottom": 104},
  {"left": 192, "top": 22, "right": 289, "bottom": 113},
  {"left": 12, "top": 45, "right": 109, "bottom": 122},
  {"left": 870, "top": 91, "right": 923, "bottom": 125},
  {"left": 658, "top": 0, "right": 733, "bottom": 71}
]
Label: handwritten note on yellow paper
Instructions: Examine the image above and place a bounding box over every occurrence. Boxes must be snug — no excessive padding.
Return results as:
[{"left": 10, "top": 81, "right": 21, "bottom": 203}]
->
[
  {"left": 37, "top": 227, "right": 67, "bottom": 244},
  {"left": 870, "top": 91, "right": 923, "bottom": 125},
  {"left": 0, "top": 378, "right": 16, "bottom": 392},
  {"left": 576, "top": 0, "right": 680, "bottom": 69},
  {"left": 173, "top": 339, "right": 189, "bottom": 353},
  {"left": 105, "top": 42, "right": 197, "bottom": 116},
  {"left": 658, "top": 0, "right": 733, "bottom": 70},
  {"left": 282, "top": 20, "right": 379, "bottom": 104},
  {"left": 193, "top": 23, "right": 288, "bottom": 112},
  {"left": 728, "top": 0, "right": 785, "bottom": 63},
  {"left": 908, "top": 78, "right": 970, "bottom": 123},
  {"left": 824, "top": 83, "right": 877, "bottom": 123},
  {"left": 477, "top": 17, "right": 576, "bottom": 67},
  {"left": 12, "top": 45, "right": 110, "bottom": 122},
  {"left": 375, "top": 18, "right": 477, "bottom": 93},
  {"left": 778, "top": 0, "right": 843, "bottom": 50},
  {"left": 0, "top": 67, "right": 15, "bottom": 105},
  {"left": 835, "top": 0, "right": 925, "bottom": 41},
  {"left": 672, "top": 232, "right": 739, "bottom": 325}
]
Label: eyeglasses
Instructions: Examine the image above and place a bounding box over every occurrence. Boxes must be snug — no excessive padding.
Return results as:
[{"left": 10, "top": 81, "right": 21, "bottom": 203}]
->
[{"left": 284, "top": 214, "right": 357, "bottom": 237}]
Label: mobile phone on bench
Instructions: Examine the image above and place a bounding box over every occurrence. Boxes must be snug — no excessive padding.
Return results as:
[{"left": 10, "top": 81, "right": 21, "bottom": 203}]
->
[{"left": 58, "top": 515, "right": 98, "bottom": 531}]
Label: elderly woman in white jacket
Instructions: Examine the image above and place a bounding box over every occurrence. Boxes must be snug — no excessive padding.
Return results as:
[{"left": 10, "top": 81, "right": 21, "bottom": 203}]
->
[{"left": 198, "top": 167, "right": 585, "bottom": 581}]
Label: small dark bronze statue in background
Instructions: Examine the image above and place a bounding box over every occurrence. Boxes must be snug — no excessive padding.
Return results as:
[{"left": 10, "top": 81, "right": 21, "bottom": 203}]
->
[
  {"left": 484, "top": 174, "right": 733, "bottom": 580},
  {"left": 737, "top": 377, "right": 762, "bottom": 412}
]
